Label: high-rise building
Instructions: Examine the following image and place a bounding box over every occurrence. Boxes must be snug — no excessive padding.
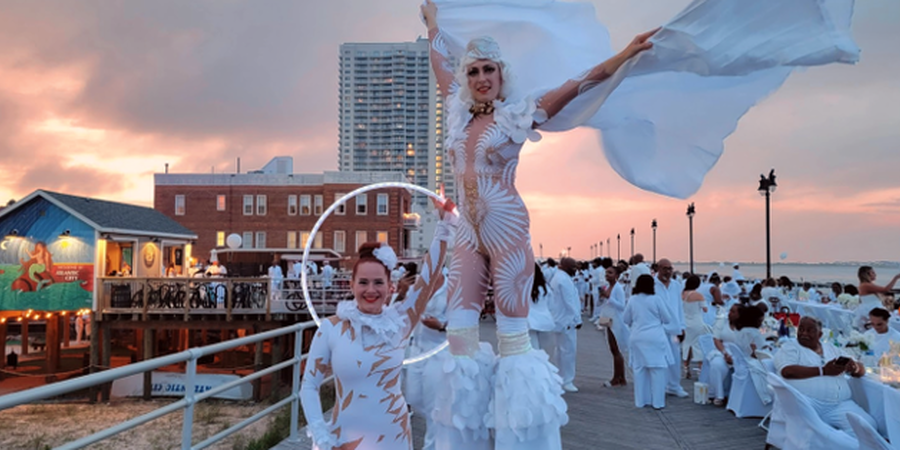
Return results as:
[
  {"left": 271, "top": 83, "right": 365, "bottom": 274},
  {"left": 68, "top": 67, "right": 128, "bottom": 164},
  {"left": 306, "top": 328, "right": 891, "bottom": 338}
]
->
[{"left": 338, "top": 39, "right": 453, "bottom": 255}]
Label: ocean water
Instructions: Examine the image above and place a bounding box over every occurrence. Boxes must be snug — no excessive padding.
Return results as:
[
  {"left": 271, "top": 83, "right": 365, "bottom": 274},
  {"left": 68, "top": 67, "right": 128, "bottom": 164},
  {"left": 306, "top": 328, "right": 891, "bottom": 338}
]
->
[{"left": 670, "top": 262, "right": 900, "bottom": 285}]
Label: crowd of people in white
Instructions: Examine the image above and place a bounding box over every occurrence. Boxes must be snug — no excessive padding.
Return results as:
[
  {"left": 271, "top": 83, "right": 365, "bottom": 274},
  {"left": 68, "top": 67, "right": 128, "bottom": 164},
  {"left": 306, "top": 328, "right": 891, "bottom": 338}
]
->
[{"left": 396, "top": 254, "right": 900, "bottom": 448}]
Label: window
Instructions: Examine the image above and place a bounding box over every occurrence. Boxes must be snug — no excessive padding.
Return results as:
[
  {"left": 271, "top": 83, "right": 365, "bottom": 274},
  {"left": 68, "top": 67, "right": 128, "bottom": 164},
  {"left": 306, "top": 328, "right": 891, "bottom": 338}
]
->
[
  {"left": 287, "top": 232, "right": 297, "bottom": 249},
  {"left": 313, "top": 233, "right": 323, "bottom": 249},
  {"left": 243, "top": 195, "right": 253, "bottom": 215},
  {"left": 335, "top": 193, "right": 347, "bottom": 215},
  {"left": 376, "top": 231, "right": 389, "bottom": 244},
  {"left": 256, "top": 195, "right": 267, "bottom": 215},
  {"left": 334, "top": 231, "right": 346, "bottom": 253},
  {"left": 288, "top": 195, "right": 297, "bottom": 215},
  {"left": 216, "top": 231, "right": 225, "bottom": 247},
  {"left": 300, "top": 195, "right": 311, "bottom": 215},
  {"left": 314, "top": 195, "right": 323, "bottom": 215},
  {"left": 300, "top": 231, "right": 311, "bottom": 249},
  {"left": 377, "top": 194, "right": 388, "bottom": 215},
  {"left": 256, "top": 232, "right": 267, "bottom": 249},
  {"left": 216, "top": 195, "right": 226, "bottom": 211},
  {"left": 242, "top": 231, "right": 253, "bottom": 249},
  {"left": 175, "top": 195, "right": 185, "bottom": 216},
  {"left": 356, "top": 194, "right": 367, "bottom": 215},
  {"left": 355, "top": 230, "right": 367, "bottom": 251}
]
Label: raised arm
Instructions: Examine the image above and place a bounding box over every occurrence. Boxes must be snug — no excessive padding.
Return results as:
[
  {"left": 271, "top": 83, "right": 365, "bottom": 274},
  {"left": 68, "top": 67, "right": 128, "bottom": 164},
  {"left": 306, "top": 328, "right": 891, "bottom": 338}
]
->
[
  {"left": 300, "top": 317, "right": 338, "bottom": 450},
  {"left": 397, "top": 202, "right": 456, "bottom": 336},
  {"left": 422, "top": 0, "right": 457, "bottom": 97},
  {"left": 860, "top": 274, "right": 900, "bottom": 295},
  {"left": 536, "top": 28, "right": 659, "bottom": 124}
]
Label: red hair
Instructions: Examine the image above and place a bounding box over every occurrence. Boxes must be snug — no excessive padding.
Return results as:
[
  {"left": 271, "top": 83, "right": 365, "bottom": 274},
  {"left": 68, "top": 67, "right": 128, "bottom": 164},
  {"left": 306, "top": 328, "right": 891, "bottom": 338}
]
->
[{"left": 352, "top": 242, "right": 391, "bottom": 280}]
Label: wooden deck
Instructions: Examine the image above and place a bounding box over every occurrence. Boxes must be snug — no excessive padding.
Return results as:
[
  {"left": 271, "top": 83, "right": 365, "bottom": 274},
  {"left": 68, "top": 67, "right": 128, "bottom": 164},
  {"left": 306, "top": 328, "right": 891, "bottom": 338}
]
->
[{"left": 279, "top": 321, "right": 767, "bottom": 450}]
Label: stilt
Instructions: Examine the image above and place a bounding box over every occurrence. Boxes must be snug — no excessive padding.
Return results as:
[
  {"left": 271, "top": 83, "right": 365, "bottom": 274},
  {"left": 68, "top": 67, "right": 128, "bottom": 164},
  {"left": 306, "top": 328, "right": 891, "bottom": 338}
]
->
[
  {"left": 101, "top": 321, "right": 111, "bottom": 402},
  {"left": 21, "top": 316, "right": 29, "bottom": 356},
  {"left": 46, "top": 314, "right": 60, "bottom": 377},
  {"left": 143, "top": 329, "right": 154, "bottom": 400}
]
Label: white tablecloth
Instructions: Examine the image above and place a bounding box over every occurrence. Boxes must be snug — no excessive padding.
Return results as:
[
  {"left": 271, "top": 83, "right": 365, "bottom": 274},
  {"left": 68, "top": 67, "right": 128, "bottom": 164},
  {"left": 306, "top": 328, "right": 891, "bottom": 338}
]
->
[
  {"left": 850, "top": 375, "right": 900, "bottom": 445},
  {"left": 789, "top": 301, "right": 855, "bottom": 334}
]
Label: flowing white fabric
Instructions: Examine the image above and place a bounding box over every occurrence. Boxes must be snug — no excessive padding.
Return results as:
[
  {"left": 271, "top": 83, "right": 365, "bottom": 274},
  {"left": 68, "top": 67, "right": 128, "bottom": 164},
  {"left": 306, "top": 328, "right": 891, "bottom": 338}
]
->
[{"left": 432, "top": 0, "right": 860, "bottom": 198}]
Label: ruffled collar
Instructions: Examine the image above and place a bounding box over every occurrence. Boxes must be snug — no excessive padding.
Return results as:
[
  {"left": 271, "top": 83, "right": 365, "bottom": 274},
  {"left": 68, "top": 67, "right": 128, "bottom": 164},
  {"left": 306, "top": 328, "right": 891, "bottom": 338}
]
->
[
  {"left": 336, "top": 301, "right": 407, "bottom": 345},
  {"left": 446, "top": 94, "right": 544, "bottom": 149}
]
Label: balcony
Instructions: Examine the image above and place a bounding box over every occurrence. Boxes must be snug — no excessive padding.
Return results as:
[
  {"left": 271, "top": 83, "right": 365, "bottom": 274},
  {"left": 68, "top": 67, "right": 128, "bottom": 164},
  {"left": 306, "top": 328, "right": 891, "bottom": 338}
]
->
[{"left": 402, "top": 212, "right": 421, "bottom": 229}]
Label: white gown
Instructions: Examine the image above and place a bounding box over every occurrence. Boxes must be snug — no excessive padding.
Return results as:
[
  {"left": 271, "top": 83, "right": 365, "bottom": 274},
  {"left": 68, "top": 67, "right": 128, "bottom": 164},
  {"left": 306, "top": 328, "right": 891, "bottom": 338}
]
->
[
  {"left": 599, "top": 282, "right": 629, "bottom": 348},
  {"left": 682, "top": 299, "right": 710, "bottom": 361},
  {"left": 431, "top": 0, "right": 859, "bottom": 199}
]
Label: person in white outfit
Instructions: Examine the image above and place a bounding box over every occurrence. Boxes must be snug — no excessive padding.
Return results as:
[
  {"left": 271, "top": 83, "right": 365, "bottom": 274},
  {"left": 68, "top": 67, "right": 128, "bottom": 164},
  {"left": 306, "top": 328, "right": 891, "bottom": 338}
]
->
[
  {"left": 865, "top": 308, "right": 900, "bottom": 357},
  {"left": 321, "top": 261, "right": 334, "bottom": 289},
  {"left": 774, "top": 317, "right": 877, "bottom": 438},
  {"left": 731, "top": 264, "right": 744, "bottom": 282},
  {"left": 708, "top": 304, "right": 741, "bottom": 405},
  {"left": 548, "top": 257, "right": 583, "bottom": 392},
  {"left": 623, "top": 274, "right": 673, "bottom": 409},
  {"left": 856, "top": 265, "right": 900, "bottom": 331},
  {"left": 681, "top": 275, "right": 710, "bottom": 378},
  {"left": 629, "top": 254, "right": 651, "bottom": 292},
  {"left": 599, "top": 265, "right": 628, "bottom": 387},
  {"left": 588, "top": 258, "right": 609, "bottom": 324},
  {"left": 528, "top": 262, "right": 556, "bottom": 351},
  {"left": 654, "top": 259, "right": 689, "bottom": 398}
]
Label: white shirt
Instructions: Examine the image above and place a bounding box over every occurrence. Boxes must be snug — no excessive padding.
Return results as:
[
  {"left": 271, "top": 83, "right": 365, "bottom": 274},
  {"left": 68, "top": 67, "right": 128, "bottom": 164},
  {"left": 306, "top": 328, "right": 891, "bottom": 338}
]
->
[
  {"left": 528, "top": 288, "right": 556, "bottom": 332},
  {"left": 630, "top": 262, "right": 651, "bottom": 290},
  {"left": 774, "top": 340, "right": 852, "bottom": 403},
  {"left": 547, "top": 269, "right": 582, "bottom": 331},
  {"left": 864, "top": 328, "right": 900, "bottom": 357},
  {"left": 291, "top": 262, "right": 303, "bottom": 278},
  {"left": 267, "top": 265, "right": 283, "bottom": 280},
  {"left": 655, "top": 276, "right": 685, "bottom": 336}
]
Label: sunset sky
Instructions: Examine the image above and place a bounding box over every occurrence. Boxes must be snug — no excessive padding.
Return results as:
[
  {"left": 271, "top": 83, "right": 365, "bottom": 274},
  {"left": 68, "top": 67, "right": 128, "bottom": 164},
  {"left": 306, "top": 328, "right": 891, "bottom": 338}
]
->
[{"left": 1, "top": 1, "right": 898, "bottom": 263}]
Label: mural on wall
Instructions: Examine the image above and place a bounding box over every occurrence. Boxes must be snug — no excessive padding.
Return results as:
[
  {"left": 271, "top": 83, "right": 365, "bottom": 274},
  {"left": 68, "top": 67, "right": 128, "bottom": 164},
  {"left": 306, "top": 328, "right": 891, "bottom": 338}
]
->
[{"left": 0, "top": 198, "right": 94, "bottom": 311}]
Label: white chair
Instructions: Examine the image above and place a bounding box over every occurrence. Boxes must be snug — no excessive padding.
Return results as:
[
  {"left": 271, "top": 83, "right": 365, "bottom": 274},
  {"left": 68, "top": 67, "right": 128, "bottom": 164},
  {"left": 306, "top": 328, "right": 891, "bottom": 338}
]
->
[
  {"left": 725, "top": 343, "right": 771, "bottom": 418},
  {"left": 847, "top": 412, "right": 894, "bottom": 450},
  {"left": 767, "top": 374, "right": 857, "bottom": 450},
  {"left": 766, "top": 381, "right": 787, "bottom": 449}
]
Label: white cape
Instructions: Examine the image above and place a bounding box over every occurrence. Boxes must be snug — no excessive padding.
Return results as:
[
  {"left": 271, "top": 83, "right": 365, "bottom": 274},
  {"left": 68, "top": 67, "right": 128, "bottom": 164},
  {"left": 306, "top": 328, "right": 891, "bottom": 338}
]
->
[{"left": 432, "top": 0, "right": 860, "bottom": 198}]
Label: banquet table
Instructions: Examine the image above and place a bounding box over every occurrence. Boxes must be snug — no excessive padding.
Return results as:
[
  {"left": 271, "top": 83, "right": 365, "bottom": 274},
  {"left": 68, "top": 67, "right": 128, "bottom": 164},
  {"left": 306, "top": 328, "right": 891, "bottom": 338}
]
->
[
  {"left": 850, "top": 374, "right": 900, "bottom": 446},
  {"left": 788, "top": 301, "right": 855, "bottom": 333}
]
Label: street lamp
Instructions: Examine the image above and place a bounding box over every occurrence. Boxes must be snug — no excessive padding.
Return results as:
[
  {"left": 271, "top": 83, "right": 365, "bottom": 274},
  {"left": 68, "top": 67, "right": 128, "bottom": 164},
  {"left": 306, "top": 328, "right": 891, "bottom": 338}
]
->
[
  {"left": 607, "top": 238, "right": 610, "bottom": 258},
  {"left": 539, "top": 243, "right": 543, "bottom": 259},
  {"left": 567, "top": 246, "right": 572, "bottom": 258},
  {"left": 617, "top": 234, "right": 621, "bottom": 261},
  {"left": 599, "top": 241, "right": 603, "bottom": 259},
  {"left": 630, "top": 228, "right": 635, "bottom": 260},
  {"left": 758, "top": 169, "right": 777, "bottom": 279},
  {"left": 651, "top": 219, "right": 658, "bottom": 264},
  {"left": 686, "top": 203, "right": 696, "bottom": 274}
]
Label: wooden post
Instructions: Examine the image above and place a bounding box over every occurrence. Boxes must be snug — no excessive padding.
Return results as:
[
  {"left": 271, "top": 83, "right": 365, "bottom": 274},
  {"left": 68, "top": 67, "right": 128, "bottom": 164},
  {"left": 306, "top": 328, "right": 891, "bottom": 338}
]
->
[
  {"left": 88, "top": 312, "right": 100, "bottom": 403},
  {"left": 21, "top": 316, "right": 29, "bottom": 356},
  {"left": 201, "top": 329, "right": 208, "bottom": 346},
  {"left": 46, "top": 314, "right": 60, "bottom": 376},
  {"left": 271, "top": 334, "right": 283, "bottom": 396},
  {"left": 183, "top": 281, "right": 190, "bottom": 322},
  {"left": 141, "top": 279, "right": 150, "bottom": 321},
  {"left": 143, "top": 328, "right": 154, "bottom": 400},
  {"left": 62, "top": 314, "right": 70, "bottom": 348},
  {"left": 253, "top": 325, "right": 263, "bottom": 402},
  {"left": 0, "top": 321, "right": 7, "bottom": 369},
  {"left": 101, "top": 321, "right": 112, "bottom": 402}
]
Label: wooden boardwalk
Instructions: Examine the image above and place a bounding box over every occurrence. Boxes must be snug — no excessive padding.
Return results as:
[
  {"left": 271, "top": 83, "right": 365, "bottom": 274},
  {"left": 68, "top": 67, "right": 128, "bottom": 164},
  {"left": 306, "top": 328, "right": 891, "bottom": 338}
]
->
[{"left": 280, "top": 321, "right": 767, "bottom": 449}]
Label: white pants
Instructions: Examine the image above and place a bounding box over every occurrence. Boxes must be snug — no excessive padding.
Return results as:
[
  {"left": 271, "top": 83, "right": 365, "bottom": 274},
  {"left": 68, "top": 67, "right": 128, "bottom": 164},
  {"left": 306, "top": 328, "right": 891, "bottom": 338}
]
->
[
  {"left": 552, "top": 328, "right": 577, "bottom": 384},
  {"left": 811, "top": 398, "right": 877, "bottom": 439},
  {"left": 529, "top": 330, "right": 555, "bottom": 352},
  {"left": 634, "top": 366, "right": 667, "bottom": 409},
  {"left": 666, "top": 338, "right": 682, "bottom": 391},
  {"left": 708, "top": 354, "right": 732, "bottom": 400},
  {"left": 590, "top": 289, "right": 603, "bottom": 322}
]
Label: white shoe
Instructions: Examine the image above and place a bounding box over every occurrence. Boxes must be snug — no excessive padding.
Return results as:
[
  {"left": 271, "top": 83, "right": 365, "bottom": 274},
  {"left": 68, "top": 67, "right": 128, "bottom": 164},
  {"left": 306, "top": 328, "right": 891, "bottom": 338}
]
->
[
  {"left": 666, "top": 387, "right": 689, "bottom": 398},
  {"left": 562, "top": 383, "right": 579, "bottom": 393}
]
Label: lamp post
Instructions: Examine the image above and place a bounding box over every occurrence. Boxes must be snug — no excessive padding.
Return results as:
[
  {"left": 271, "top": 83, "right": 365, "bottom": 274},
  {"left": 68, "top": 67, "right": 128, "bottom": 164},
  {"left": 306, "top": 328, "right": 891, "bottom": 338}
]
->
[
  {"left": 540, "top": 243, "right": 543, "bottom": 260},
  {"left": 758, "top": 169, "right": 777, "bottom": 280},
  {"left": 599, "top": 241, "right": 603, "bottom": 259},
  {"left": 630, "top": 228, "right": 635, "bottom": 260},
  {"left": 651, "top": 219, "right": 658, "bottom": 264},
  {"left": 617, "top": 234, "right": 621, "bottom": 261},
  {"left": 686, "top": 203, "right": 695, "bottom": 274},
  {"left": 567, "top": 246, "right": 572, "bottom": 258},
  {"left": 607, "top": 238, "right": 610, "bottom": 258}
]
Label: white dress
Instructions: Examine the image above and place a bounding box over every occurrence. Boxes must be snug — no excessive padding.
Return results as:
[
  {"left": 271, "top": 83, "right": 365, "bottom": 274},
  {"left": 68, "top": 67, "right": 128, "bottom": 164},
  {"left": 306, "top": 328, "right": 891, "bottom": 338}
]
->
[
  {"left": 599, "top": 282, "right": 629, "bottom": 347},
  {"left": 623, "top": 293, "right": 673, "bottom": 369},
  {"left": 300, "top": 222, "right": 451, "bottom": 450},
  {"left": 682, "top": 298, "right": 710, "bottom": 361}
]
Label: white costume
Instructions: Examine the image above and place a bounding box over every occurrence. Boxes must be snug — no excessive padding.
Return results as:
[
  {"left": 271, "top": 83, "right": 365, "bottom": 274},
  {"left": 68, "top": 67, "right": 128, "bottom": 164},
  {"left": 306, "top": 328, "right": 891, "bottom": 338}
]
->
[
  {"left": 864, "top": 327, "right": 900, "bottom": 358},
  {"left": 599, "top": 282, "right": 629, "bottom": 348},
  {"left": 301, "top": 219, "right": 452, "bottom": 450},
  {"left": 773, "top": 339, "right": 876, "bottom": 438},
  {"left": 623, "top": 293, "right": 673, "bottom": 409},
  {"left": 655, "top": 277, "right": 686, "bottom": 394},
  {"left": 527, "top": 287, "right": 556, "bottom": 351},
  {"left": 547, "top": 268, "right": 582, "bottom": 387}
]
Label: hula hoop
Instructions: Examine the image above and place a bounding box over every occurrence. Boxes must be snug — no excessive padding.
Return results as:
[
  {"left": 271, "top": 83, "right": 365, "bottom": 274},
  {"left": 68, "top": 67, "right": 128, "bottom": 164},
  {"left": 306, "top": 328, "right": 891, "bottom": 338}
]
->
[{"left": 301, "top": 181, "right": 451, "bottom": 365}]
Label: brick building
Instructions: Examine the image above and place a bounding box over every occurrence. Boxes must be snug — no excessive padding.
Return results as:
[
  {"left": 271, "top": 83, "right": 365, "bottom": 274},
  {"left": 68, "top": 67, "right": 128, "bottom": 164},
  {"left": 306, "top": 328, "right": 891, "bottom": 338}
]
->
[{"left": 154, "top": 159, "right": 415, "bottom": 262}]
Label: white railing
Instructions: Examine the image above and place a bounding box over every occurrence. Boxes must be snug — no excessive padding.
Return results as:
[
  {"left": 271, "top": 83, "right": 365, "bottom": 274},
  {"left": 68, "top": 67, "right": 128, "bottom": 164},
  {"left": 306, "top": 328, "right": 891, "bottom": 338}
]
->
[{"left": 0, "top": 320, "right": 325, "bottom": 450}]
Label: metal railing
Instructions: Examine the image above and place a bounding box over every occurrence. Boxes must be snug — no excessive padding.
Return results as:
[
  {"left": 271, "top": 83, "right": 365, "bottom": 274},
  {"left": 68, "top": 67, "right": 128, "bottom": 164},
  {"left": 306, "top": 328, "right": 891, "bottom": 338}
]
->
[{"left": 0, "top": 319, "right": 325, "bottom": 450}]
